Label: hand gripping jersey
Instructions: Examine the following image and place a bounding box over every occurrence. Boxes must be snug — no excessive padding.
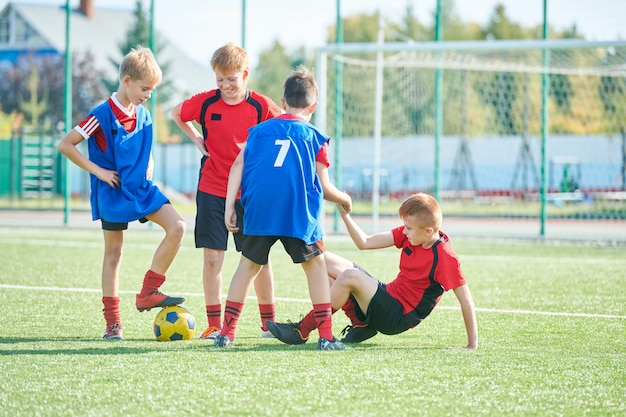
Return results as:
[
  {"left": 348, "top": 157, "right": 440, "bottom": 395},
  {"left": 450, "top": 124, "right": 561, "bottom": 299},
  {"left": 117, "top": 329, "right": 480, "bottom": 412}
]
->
[
  {"left": 240, "top": 115, "right": 329, "bottom": 245},
  {"left": 87, "top": 102, "right": 167, "bottom": 222}
]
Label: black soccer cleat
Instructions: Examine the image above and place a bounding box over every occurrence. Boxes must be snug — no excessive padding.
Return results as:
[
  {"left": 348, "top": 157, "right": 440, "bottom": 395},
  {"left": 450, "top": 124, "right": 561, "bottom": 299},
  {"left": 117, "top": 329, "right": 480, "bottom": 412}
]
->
[{"left": 265, "top": 320, "right": 308, "bottom": 345}]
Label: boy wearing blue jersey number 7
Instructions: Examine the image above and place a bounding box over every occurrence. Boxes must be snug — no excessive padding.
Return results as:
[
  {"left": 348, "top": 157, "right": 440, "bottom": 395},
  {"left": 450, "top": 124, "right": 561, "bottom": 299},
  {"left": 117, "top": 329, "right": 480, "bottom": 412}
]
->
[{"left": 214, "top": 65, "right": 352, "bottom": 350}]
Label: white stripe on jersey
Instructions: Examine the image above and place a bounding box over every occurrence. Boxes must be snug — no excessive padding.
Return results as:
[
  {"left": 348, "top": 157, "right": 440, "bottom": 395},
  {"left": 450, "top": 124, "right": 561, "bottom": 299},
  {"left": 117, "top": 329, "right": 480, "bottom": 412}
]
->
[{"left": 81, "top": 115, "right": 99, "bottom": 136}]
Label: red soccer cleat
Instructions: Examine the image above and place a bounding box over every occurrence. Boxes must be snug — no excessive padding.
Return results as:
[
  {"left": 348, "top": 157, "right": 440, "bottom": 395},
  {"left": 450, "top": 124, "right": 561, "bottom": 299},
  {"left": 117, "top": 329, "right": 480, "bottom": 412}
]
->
[{"left": 135, "top": 290, "right": 185, "bottom": 312}]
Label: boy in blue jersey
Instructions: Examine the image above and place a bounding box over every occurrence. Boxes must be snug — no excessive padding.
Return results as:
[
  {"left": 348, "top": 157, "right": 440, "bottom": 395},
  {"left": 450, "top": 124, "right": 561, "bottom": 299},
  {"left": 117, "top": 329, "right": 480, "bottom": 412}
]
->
[
  {"left": 214, "top": 66, "right": 352, "bottom": 350},
  {"left": 58, "top": 46, "right": 186, "bottom": 340}
]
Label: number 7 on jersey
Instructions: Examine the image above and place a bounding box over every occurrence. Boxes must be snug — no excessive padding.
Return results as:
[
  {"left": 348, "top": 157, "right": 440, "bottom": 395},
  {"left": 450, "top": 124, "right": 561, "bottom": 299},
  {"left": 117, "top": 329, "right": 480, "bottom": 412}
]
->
[{"left": 274, "top": 139, "right": 291, "bottom": 167}]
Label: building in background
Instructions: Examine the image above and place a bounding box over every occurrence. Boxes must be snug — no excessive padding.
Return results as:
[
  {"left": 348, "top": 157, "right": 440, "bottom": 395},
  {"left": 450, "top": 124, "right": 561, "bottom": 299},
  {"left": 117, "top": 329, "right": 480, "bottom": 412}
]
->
[{"left": 0, "top": 0, "right": 213, "bottom": 107}]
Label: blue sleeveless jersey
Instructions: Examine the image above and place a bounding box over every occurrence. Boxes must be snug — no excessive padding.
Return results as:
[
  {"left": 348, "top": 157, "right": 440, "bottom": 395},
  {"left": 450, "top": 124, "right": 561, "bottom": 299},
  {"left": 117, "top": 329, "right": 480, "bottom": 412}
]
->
[
  {"left": 87, "top": 102, "right": 168, "bottom": 222},
  {"left": 241, "top": 117, "right": 328, "bottom": 245}
]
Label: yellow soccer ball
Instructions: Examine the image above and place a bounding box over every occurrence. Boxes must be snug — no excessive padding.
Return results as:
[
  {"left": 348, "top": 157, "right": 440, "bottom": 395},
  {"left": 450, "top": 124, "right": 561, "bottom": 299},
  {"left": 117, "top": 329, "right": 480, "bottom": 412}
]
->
[{"left": 153, "top": 305, "right": 196, "bottom": 341}]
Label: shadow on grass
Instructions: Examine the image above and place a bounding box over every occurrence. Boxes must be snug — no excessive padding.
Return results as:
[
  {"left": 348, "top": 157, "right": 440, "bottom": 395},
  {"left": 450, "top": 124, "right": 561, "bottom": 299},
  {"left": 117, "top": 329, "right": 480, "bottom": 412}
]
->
[
  {"left": 205, "top": 336, "right": 438, "bottom": 352},
  {"left": 0, "top": 335, "right": 441, "bottom": 355},
  {"left": 0, "top": 336, "right": 150, "bottom": 355},
  {"left": 0, "top": 336, "right": 308, "bottom": 355},
  {"left": 0, "top": 336, "right": 206, "bottom": 355}
]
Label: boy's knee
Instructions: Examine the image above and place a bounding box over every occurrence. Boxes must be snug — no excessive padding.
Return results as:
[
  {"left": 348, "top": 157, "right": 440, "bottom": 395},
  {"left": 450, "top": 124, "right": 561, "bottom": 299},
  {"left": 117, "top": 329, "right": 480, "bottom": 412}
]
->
[
  {"left": 177, "top": 219, "right": 187, "bottom": 235},
  {"left": 103, "top": 247, "right": 123, "bottom": 264},
  {"left": 170, "top": 219, "right": 186, "bottom": 240},
  {"left": 337, "top": 268, "right": 364, "bottom": 288}
]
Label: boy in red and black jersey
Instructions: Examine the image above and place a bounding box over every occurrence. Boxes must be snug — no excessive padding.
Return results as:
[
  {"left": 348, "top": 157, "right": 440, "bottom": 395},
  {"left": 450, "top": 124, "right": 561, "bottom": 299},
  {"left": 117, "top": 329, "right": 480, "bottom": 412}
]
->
[
  {"left": 266, "top": 193, "right": 478, "bottom": 349},
  {"left": 171, "top": 43, "right": 282, "bottom": 340}
]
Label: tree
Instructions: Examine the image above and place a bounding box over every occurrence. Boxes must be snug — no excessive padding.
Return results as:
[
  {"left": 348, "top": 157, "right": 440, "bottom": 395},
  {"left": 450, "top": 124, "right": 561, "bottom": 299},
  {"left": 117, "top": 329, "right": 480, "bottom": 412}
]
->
[
  {"left": 395, "top": 4, "right": 429, "bottom": 42},
  {"left": 103, "top": 0, "right": 150, "bottom": 92},
  {"left": 599, "top": 48, "right": 626, "bottom": 134},
  {"left": 474, "top": 4, "right": 525, "bottom": 135},
  {"left": 482, "top": 4, "right": 525, "bottom": 40},
  {"left": 327, "top": 12, "right": 380, "bottom": 44},
  {"left": 104, "top": 0, "right": 172, "bottom": 99},
  {"left": 18, "top": 65, "right": 49, "bottom": 128},
  {"left": 69, "top": 51, "right": 108, "bottom": 126},
  {"left": 0, "top": 51, "right": 105, "bottom": 132},
  {"left": 246, "top": 2, "right": 616, "bottom": 139},
  {"left": 249, "top": 40, "right": 295, "bottom": 105},
  {"left": 428, "top": 0, "right": 482, "bottom": 41},
  {"left": 103, "top": 0, "right": 175, "bottom": 142}
]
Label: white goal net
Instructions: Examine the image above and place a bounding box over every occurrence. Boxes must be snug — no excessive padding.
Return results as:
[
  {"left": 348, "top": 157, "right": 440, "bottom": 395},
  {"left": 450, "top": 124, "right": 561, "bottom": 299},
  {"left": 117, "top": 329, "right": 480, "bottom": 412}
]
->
[{"left": 316, "top": 39, "right": 626, "bottom": 228}]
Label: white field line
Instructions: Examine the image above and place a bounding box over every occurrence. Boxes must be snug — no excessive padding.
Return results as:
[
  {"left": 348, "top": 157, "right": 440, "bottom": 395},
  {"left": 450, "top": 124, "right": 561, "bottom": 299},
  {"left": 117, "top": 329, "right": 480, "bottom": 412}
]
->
[{"left": 1, "top": 283, "right": 624, "bottom": 320}]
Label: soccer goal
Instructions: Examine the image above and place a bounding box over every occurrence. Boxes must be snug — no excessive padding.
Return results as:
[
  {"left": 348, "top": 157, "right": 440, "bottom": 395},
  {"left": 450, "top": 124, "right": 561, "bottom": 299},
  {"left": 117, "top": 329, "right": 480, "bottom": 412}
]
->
[{"left": 315, "top": 38, "right": 626, "bottom": 231}]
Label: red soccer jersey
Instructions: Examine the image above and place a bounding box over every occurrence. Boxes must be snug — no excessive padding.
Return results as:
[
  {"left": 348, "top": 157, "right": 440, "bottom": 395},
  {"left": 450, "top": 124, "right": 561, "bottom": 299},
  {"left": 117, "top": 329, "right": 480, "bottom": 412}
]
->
[
  {"left": 179, "top": 89, "right": 282, "bottom": 198},
  {"left": 386, "top": 227, "right": 466, "bottom": 315}
]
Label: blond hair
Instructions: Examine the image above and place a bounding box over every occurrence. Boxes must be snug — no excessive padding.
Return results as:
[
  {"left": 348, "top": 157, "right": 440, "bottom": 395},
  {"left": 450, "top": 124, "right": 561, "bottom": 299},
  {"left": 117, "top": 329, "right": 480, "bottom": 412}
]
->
[
  {"left": 210, "top": 43, "right": 249, "bottom": 74},
  {"left": 119, "top": 46, "right": 162, "bottom": 85},
  {"left": 398, "top": 193, "right": 442, "bottom": 230}
]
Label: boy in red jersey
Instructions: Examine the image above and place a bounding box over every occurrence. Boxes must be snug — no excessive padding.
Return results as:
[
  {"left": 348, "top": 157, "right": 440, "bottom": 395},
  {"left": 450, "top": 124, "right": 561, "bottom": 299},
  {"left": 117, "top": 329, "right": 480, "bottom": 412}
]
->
[
  {"left": 57, "top": 46, "right": 187, "bottom": 340},
  {"left": 171, "top": 43, "right": 282, "bottom": 340},
  {"left": 266, "top": 193, "right": 478, "bottom": 349}
]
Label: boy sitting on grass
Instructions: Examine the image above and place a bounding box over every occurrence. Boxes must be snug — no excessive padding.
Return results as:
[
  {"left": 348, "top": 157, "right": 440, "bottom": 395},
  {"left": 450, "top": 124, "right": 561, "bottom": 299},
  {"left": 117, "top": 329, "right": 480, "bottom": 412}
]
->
[{"left": 267, "top": 193, "right": 478, "bottom": 349}]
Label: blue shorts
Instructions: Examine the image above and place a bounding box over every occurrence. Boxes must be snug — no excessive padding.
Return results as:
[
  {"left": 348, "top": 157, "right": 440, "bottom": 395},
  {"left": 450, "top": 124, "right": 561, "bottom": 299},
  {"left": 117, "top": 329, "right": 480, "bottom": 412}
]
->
[
  {"left": 242, "top": 235, "right": 325, "bottom": 265},
  {"left": 195, "top": 191, "right": 244, "bottom": 251},
  {"left": 353, "top": 280, "right": 422, "bottom": 335}
]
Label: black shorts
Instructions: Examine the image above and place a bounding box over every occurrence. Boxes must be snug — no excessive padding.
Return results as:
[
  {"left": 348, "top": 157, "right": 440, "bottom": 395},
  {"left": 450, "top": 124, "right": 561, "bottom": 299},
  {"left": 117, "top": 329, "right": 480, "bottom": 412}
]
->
[
  {"left": 353, "top": 282, "right": 422, "bottom": 335},
  {"left": 100, "top": 201, "right": 171, "bottom": 231},
  {"left": 242, "top": 235, "right": 325, "bottom": 265},
  {"left": 195, "top": 191, "right": 244, "bottom": 251}
]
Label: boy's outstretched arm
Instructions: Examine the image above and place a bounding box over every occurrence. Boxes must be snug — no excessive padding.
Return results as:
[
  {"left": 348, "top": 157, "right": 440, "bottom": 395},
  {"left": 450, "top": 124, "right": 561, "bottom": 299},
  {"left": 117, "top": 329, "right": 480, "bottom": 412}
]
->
[
  {"left": 316, "top": 162, "right": 352, "bottom": 213},
  {"left": 453, "top": 284, "right": 478, "bottom": 349},
  {"left": 336, "top": 203, "right": 394, "bottom": 250}
]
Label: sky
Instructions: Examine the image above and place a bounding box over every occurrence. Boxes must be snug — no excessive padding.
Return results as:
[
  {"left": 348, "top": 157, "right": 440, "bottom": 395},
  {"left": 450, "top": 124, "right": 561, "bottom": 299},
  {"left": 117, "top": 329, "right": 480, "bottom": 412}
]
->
[{"left": 2, "top": 0, "right": 625, "bottom": 69}]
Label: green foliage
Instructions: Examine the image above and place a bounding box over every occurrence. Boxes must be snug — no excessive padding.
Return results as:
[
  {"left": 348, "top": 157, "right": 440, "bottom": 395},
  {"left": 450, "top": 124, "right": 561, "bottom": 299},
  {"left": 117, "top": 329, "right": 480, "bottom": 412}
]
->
[
  {"left": 69, "top": 51, "right": 109, "bottom": 124},
  {"left": 103, "top": 0, "right": 150, "bottom": 92},
  {"left": 431, "top": 0, "right": 483, "bottom": 41},
  {"left": 0, "top": 227, "right": 624, "bottom": 416},
  {"left": 392, "top": 4, "right": 430, "bottom": 42},
  {"left": 249, "top": 40, "right": 293, "bottom": 104},
  {"left": 0, "top": 50, "right": 109, "bottom": 131},
  {"left": 0, "top": 106, "right": 20, "bottom": 138},
  {"left": 104, "top": 0, "right": 173, "bottom": 105},
  {"left": 482, "top": 4, "right": 526, "bottom": 40},
  {"left": 259, "top": 1, "right": 621, "bottom": 138},
  {"left": 599, "top": 51, "right": 626, "bottom": 133},
  {"left": 342, "top": 12, "right": 381, "bottom": 43}
]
